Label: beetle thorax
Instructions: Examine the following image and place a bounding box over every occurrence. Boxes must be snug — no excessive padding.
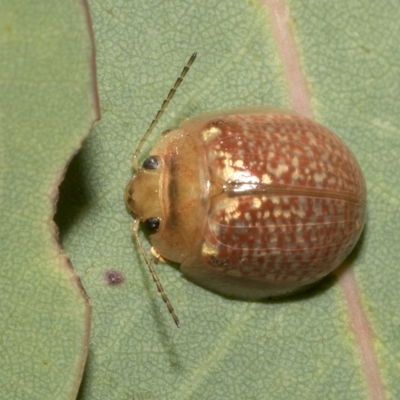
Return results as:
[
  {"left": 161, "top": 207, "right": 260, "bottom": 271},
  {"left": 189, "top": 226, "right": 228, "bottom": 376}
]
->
[{"left": 125, "top": 128, "right": 210, "bottom": 264}]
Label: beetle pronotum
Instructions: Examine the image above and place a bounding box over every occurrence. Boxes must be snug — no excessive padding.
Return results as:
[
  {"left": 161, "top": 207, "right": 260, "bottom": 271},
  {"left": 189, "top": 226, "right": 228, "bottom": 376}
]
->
[{"left": 125, "top": 53, "right": 366, "bottom": 327}]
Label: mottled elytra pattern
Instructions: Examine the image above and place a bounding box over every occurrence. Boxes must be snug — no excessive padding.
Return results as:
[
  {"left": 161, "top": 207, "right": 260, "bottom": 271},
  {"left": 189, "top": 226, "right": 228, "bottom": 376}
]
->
[{"left": 201, "top": 112, "right": 366, "bottom": 285}]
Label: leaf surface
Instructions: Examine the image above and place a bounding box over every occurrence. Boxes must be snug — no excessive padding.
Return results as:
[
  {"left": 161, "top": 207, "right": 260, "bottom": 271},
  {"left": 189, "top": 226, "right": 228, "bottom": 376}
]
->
[
  {"left": 56, "top": 0, "right": 400, "bottom": 399},
  {"left": 0, "top": 2, "right": 96, "bottom": 399}
]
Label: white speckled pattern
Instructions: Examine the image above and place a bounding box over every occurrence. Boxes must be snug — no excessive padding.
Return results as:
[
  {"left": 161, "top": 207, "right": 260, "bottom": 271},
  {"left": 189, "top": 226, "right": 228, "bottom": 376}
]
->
[{"left": 200, "top": 111, "right": 366, "bottom": 288}]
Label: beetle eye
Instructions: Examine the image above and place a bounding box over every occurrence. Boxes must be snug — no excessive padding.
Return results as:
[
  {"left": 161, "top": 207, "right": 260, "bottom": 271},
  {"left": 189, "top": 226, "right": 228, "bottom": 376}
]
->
[
  {"left": 143, "top": 217, "right": 160, "bottom": 233},
  {"left": 142, "top": 156, "right": 160, "bottom": 170}
]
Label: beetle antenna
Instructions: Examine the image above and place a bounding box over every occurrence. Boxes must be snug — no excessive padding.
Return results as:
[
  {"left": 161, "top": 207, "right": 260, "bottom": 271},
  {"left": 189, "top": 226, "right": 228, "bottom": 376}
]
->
[
  {"left": 132, "top": 52, "right": 197, "bottom": 170},
  {"left": 132, "top": 220, "right": 180, "bottom": 328}
]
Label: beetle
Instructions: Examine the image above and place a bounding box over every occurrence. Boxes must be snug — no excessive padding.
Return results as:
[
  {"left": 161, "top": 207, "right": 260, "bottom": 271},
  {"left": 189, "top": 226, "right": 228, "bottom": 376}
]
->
[{"left": 125, "top": 53, "right": 366, "bottom": 327}]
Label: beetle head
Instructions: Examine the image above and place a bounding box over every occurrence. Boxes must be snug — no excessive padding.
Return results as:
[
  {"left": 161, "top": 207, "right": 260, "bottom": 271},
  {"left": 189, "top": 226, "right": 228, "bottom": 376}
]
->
[{"left": 124, "top": 156, "right": 164, "bottom": 227}]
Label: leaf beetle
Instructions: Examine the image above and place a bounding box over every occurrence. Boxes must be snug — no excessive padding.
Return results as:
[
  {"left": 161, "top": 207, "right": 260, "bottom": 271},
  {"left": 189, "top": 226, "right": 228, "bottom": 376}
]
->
[{"left": 125, "top": 53, "right": 366, "bottom": 327}]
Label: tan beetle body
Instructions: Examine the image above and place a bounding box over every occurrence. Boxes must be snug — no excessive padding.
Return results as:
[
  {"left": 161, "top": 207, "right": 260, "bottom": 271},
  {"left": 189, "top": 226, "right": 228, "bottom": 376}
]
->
[
  {"left": 124, "top": 54, "right": 366, "bottom": 326},
  {"left": 125, "top": 107, "right": 366, "bottom": 300}
]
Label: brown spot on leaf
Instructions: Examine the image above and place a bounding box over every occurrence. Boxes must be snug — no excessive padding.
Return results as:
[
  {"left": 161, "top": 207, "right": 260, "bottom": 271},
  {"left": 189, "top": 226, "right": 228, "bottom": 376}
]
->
[{"left": 104, "top": 270, "right": 125, "bottom": 286}]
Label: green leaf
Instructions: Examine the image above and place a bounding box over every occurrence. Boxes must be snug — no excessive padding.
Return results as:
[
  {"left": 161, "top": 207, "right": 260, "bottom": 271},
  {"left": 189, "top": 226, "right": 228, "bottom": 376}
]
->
[
  {"left": 0, "top": 2, "right": 95, "bottom": 399},
  {"left": 58, "top": 0, "right": 399, "bottom": 399}
]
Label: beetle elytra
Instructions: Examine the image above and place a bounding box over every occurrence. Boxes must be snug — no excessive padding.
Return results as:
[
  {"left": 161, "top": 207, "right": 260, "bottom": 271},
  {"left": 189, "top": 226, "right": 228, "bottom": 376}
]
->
[{"left": 125, "top": 53, "right": 366, "bottom": 327}]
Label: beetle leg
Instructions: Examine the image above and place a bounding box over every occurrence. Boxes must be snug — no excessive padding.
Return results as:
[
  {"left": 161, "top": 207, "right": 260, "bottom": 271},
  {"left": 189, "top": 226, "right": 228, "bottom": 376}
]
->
[{"left": 151, "top": 247, "right": 168, "bottom": 264}]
